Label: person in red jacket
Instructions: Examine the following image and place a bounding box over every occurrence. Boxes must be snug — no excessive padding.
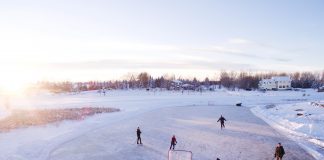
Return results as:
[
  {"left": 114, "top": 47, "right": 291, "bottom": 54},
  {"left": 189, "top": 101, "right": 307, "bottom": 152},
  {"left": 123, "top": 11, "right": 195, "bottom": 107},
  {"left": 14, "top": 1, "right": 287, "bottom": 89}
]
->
[{"left": 169, "top": 135, "right": 177, "bottom": 150}]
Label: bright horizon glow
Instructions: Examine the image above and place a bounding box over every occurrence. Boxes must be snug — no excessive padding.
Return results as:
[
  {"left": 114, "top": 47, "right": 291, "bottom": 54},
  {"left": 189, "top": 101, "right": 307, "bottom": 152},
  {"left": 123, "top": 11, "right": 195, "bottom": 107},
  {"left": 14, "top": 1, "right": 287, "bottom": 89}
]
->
[
  {"left": 0, "top": 76, "right": 28, "bottom": 95},
  {"left": 1, "top": 0, "right": 324, "bottom": 87}
]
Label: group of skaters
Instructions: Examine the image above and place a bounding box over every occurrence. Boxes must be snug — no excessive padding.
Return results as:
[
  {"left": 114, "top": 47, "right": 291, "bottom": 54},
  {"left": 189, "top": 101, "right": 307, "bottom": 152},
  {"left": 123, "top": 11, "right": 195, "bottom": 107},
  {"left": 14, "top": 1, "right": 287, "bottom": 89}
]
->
[
  {"left": 136, "top": 115, "right": 286, "bottom": 160},
  {"left": 136, "top": 127, "right": 177, "bottom": 150}
]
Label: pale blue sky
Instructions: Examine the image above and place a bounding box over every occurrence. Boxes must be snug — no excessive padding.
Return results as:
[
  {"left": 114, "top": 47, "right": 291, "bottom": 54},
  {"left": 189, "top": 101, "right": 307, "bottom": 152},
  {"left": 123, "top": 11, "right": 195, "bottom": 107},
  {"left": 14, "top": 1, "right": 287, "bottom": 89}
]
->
[{"left": 0, "top": 0, "right": 323, "bottom": 83}]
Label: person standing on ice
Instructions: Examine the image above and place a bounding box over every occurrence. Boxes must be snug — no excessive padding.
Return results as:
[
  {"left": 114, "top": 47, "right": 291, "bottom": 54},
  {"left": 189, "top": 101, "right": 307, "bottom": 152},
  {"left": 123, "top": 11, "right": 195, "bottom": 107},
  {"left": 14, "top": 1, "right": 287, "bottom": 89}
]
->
[
  {"left": 136, "top": 127, "right": 142, "bottom": 144},
  {"left": 103, "top": 89, "right": 106, "bottom": 96},
  {"left": 274, "top": 143, "right": 285, "bottom": 160},
  {"left": 217, "top": 115, "right": 226, "bottom": 129},
  {"left": 169, "top": 135, "right": 177, "bottom": 150}
]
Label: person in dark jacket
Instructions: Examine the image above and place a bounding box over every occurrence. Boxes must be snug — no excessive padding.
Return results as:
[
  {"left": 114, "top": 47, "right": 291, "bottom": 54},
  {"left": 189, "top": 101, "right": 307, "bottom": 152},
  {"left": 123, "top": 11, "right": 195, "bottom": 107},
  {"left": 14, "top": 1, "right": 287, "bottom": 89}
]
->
[
  {"left": 169, "top": 135, "right": 177, "bottom": 150},
  {"left": 136, "top": 127, "right": 142, "bottom": 144},
  {"left": 217, "top": 115, "right": 226, "bottom": 129},
  {"left": 274, "top": 143, "right": 285, "bottom": 160}
]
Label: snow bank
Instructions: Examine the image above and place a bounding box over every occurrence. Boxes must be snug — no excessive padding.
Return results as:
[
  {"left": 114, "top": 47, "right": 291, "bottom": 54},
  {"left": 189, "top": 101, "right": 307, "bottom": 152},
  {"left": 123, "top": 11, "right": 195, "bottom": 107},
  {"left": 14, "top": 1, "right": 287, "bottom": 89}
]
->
[{"left": 251, "top": 101, "right": 324, "bottom": 159}]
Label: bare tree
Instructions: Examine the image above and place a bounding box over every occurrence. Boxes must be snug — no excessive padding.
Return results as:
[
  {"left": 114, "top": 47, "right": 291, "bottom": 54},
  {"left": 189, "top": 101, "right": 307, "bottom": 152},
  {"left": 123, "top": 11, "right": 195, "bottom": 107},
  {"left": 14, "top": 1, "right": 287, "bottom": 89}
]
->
[
  {"left": 123, "top": 72, "right": 137, "bottom": 89},
  {"left": 204, "top": 77, "right": 210, "bottom": 86},
  {"left": 220, "top": 71, "right": 231, "bottom": 88},
  {"left": 137, "top": 72, "right": 150, "bottom": 88}
]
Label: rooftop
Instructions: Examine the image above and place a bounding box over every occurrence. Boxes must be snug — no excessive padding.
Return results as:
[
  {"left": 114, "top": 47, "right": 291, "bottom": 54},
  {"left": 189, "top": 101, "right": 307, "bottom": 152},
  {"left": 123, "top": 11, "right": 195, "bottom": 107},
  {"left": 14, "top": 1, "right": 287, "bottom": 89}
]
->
[{"left": 271, "top": 76, "right": 291, "bottom": 81}]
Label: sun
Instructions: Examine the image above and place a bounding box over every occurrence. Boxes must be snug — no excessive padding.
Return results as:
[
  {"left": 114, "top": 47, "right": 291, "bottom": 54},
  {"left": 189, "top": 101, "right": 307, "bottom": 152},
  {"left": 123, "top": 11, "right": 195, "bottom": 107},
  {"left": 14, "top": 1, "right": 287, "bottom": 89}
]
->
[
  {"left": 0, "top": 76, "right": 29, "bottom": 95},
  {"left": 0, "top": 62, "right": 38, "bottom": 95}
]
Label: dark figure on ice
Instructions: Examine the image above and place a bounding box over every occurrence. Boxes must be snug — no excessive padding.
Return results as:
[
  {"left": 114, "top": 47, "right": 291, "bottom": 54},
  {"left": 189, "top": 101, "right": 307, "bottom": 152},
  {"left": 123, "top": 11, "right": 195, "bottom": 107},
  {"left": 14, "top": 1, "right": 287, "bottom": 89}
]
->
[
  {"left": 217, "top": 115, "right": 226, "bottom": 129},
  {"left": 274, "top": 143, "right": 285, "bottom": 160},
  {"left": 169, "top": 135, "right": 177, "bottom": 150},
  {"left": 136, "top": 127, "right": 142, "bottom": 144}
]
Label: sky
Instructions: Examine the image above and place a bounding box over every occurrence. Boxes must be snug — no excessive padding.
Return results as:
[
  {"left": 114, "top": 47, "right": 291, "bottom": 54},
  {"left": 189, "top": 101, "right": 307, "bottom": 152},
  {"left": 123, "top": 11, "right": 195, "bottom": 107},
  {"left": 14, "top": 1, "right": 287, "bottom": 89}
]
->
[{"left": 0, "top": 0, "right": 324, "bottom": 86}]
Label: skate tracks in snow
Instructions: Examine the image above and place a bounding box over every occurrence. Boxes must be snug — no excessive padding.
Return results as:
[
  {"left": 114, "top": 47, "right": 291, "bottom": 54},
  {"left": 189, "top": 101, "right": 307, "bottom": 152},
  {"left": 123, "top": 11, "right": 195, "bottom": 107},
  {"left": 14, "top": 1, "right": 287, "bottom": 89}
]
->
[{"left": 47, "top": 105, "right": 314, "bottom": 160}]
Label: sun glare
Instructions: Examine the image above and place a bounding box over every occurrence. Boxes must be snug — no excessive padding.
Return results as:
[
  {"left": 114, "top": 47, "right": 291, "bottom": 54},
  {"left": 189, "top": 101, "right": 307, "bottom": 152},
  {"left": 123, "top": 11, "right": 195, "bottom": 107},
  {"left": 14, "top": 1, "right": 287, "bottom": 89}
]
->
[
  {"left": 0, "top": 77, "right": 28, "bottom": 95},
  {"left": 0, "top": 62, "right": 37, "bottom": 95}
]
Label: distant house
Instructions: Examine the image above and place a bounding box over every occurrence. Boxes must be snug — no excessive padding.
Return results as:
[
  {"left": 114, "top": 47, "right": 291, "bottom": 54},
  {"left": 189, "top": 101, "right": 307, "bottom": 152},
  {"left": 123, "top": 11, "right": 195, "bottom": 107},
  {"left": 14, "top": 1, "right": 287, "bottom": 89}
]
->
[
  {"left": 197, "top": 85, "right": 208, "bottom": 91},
  {"left": 171, "top": 80, "right": 183, "bottom": 90},
  {"left": 181, "top": 83, "right": 194, "bottom": 90},
  {"left": 208, "top": 85, "right": 219, "bottom": 91},
  {"left": 318, "top": 86, "right": 324, "bottom": 92},
  {"left": 259, "top": 76, "right": 292, "bottom": 90}
]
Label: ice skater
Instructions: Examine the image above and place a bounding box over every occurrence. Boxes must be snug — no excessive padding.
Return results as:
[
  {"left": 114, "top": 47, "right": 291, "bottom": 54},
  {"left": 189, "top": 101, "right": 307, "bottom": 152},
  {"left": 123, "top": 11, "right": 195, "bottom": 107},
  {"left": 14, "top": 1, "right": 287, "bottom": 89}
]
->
[
  {"left": 103, "top": 89, "right": 106, "bottom": 96},
  {"left": 217, "top": 115, "right": 226, "bottom": 129},
  {"left": 136, "top": 127, "right": 142, "bottom": 144},
  {"left": 274, "top": 143, "right": 285, "bottom": 160},
  {"left": 169, "top": 135, "right": 177, "bottom": 150}
]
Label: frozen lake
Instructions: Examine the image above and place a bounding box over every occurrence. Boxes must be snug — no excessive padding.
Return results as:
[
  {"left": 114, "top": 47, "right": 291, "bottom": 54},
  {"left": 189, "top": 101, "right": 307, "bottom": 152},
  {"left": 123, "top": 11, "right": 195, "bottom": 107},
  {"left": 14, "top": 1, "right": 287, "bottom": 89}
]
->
[{"left": 0, "top": 89, "right": 323, "bottom": 159}]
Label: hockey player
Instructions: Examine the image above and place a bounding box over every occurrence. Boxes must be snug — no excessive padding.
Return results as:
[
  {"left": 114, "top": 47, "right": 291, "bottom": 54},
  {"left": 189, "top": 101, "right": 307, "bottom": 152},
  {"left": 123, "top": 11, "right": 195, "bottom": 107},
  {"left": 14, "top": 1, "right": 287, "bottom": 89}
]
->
[
  {"left": 169, "top": 135, "right": 177, "bottom": 150},
  {"left": 136, "top": 127, "right": 142, "bottom": 144},
  {"left": 217, "top": 115, "right": 226, "bottom": 129},
  {"left": 274, "top": 143, "right": 285, "bottom": 160}
]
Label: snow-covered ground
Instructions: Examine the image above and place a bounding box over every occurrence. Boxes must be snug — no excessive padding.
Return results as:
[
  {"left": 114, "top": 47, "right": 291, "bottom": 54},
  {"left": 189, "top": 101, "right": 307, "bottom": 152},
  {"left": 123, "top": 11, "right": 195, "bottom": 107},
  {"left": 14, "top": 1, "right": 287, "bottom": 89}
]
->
[
  {"left": 0, "top": 89, "right": 323, "bottom": 160},
  {"left": 252, "top": 101, "right": 324, "bottom": 159}
]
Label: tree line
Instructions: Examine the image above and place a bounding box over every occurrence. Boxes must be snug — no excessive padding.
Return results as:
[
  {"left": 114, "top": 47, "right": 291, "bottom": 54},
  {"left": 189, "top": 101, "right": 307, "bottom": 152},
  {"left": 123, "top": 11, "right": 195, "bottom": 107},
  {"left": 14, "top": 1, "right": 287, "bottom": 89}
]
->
[
  {"left": 219, "top": 71, "right": 324, "bottom": 89},
  {"left": 36, "top": 71, "right": 324, "bottom": 93}
]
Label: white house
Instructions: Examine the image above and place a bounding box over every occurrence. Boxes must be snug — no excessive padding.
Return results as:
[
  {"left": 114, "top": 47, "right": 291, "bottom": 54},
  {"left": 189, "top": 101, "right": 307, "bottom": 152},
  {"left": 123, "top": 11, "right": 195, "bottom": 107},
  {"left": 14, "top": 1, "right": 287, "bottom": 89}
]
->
[
  {"left": 259, "top": 76, "right": 292, "bottom": 90},
  {"left": 182, "top": 83, "right": 194, "bottom": 90}
]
